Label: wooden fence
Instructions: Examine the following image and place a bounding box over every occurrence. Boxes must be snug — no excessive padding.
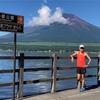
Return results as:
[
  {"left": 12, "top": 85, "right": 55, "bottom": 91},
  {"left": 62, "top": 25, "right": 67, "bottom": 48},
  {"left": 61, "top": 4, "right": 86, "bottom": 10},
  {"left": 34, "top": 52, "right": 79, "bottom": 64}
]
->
[{"left": 0, "top": 53, "right": 100, "bottom": 99}]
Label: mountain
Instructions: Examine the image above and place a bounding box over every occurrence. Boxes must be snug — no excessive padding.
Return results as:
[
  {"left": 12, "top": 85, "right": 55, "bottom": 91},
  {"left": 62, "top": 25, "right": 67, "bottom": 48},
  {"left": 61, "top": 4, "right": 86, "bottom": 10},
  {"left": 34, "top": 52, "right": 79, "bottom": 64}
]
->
[{"left": 0, "top": 14, "right": 100, "bottom": 43}]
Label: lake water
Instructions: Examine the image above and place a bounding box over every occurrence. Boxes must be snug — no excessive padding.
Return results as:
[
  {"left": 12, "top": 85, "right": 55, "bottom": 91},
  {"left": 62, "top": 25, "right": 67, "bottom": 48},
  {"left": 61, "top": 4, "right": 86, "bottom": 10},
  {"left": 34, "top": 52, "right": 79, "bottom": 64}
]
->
[{"left": 0, "top": 51, "right": 98, "bottom": 99}]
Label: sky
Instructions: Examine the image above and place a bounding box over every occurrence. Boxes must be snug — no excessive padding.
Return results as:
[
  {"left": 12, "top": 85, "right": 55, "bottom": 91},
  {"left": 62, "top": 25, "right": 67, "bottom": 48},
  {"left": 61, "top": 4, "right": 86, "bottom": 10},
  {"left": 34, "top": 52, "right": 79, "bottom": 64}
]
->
[{"left": 0, "top": 0, "right": 100, "bottom": 36}]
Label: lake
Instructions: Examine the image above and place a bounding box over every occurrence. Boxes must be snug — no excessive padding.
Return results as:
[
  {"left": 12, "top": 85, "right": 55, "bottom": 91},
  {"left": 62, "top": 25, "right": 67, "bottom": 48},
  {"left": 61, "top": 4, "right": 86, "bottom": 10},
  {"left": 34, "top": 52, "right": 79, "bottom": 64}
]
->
[{"left": 0, "top": 51, "right": 98, "bottom": 99}]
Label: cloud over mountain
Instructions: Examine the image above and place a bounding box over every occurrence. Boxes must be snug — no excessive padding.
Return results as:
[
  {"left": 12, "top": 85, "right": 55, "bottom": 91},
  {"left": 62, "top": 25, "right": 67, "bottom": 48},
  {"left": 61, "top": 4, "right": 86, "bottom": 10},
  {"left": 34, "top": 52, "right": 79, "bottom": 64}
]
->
[{"left": 28, "top": 5, "right": 69, "bottom": 26}]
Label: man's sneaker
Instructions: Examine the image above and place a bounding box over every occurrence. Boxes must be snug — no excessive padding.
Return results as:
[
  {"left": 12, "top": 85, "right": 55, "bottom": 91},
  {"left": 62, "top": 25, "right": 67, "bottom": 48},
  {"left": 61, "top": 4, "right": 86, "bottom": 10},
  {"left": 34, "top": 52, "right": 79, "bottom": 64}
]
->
[{"left": 80, "top": 87, "right": 85, "bottom": 92}]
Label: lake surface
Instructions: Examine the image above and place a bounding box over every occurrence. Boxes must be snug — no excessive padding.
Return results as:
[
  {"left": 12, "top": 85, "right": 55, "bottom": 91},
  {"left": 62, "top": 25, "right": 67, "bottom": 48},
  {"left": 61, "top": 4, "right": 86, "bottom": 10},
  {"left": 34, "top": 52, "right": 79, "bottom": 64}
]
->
[{"left": 0, "top": 51, "right": 98, "bottom": 99}]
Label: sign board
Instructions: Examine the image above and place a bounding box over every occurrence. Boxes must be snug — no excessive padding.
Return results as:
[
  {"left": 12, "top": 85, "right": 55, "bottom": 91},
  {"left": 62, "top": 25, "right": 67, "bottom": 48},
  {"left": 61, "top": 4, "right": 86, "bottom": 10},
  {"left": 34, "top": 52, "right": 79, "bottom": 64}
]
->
[{"left": 0, "top": 12, "right": 24, "bottom": 33}]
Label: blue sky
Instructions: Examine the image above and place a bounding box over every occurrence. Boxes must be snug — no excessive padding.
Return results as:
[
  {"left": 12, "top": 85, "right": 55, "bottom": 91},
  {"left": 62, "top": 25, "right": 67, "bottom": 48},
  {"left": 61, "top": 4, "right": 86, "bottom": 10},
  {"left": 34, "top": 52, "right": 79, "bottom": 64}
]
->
[{"left": 0, "top": 0, "right": 100, "bottom": 36}]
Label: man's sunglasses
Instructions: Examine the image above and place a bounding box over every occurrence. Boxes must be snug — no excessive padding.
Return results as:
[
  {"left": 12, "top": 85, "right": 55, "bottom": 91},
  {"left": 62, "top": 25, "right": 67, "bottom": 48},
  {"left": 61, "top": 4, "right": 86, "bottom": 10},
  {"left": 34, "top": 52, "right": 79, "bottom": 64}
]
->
[{"left": 80, "top": 47, "right": 84, "bottom": 49}]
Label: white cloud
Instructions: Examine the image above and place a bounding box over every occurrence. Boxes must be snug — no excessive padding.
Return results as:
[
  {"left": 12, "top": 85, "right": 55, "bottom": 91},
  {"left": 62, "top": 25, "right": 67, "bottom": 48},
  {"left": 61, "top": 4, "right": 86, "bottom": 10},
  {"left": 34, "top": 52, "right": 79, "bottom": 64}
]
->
[{"left": 28, "top": 5, "right": 69, "bottom": 27}]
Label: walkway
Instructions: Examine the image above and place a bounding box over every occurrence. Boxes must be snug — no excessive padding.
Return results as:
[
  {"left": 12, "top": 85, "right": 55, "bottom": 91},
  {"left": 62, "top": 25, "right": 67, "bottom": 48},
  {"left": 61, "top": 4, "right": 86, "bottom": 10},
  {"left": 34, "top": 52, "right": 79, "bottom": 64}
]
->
[{"left": 23, "top": 86, "right": 100, "bottom": 100}]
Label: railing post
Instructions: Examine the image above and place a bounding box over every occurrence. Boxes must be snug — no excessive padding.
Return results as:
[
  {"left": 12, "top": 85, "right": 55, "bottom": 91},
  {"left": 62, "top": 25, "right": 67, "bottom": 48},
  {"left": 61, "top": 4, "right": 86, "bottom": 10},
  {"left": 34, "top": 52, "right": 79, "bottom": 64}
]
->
[
  {"left": 17, "top": 58, "right": 20, "bottom": 98},
  {"left": 17, "top": 53, "right": 24, "bottom": 99},
  {"left": 51, "top": 54, "right": 57, "bottom": 93},
  {"left": 98, "top": 53, "right": 100, "bottom": 86}
]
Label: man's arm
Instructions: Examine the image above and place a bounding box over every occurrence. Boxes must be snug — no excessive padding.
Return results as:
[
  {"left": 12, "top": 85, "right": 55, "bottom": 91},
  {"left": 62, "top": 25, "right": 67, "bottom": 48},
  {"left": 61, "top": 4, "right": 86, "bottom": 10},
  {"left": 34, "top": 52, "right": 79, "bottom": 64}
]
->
[
  {"left": 85, "top": 53, "right": 92, "bottom": 67},
  {"left": 70, "top": 51, "right": 78, "bottom": 62}
]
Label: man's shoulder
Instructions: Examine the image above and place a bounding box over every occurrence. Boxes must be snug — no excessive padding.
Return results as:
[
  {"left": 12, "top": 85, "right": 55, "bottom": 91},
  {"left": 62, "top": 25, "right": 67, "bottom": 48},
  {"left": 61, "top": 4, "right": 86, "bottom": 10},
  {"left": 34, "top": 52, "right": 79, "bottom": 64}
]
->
[
  {"left": 84, "top": 52, "right": 88, "bottom": 55},
  {"left": 84, "top": 51, "right": 88, "bottom": 54},
  {"left": 74, "top": 51, "right": 78, "bottom": 54}
]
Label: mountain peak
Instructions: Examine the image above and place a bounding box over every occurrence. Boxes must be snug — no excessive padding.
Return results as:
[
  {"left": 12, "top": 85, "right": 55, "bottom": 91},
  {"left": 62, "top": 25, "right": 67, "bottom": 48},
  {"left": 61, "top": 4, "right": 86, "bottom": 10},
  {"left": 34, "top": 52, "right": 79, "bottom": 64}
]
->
[
  {"left": 63, "top": 13, "right": 93, "bottom": 26},
  {"left": 63, "top": 13, "right": 76, "bottom": 18}
]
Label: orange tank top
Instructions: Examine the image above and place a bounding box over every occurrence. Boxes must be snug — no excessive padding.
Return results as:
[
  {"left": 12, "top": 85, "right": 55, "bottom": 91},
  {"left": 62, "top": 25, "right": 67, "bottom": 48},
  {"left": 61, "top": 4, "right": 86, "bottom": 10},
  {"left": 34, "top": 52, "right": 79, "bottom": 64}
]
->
[{"left": 77, "top": 51, "right": 86, "bottom": 68}]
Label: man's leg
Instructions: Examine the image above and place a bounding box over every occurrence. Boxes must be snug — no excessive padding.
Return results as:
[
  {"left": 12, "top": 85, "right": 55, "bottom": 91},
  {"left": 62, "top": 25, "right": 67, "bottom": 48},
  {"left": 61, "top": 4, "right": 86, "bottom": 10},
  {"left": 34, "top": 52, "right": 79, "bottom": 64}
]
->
[
  {"left": 81, "top": 68, "right": 86, "bottom": 88},
  {"left": 81, "top": 74, "right": 85, "bottom": 88},
  {"left": 77, "top": 74, "right": 81, "bottom": 89},
  {"left": 77, "top": 74, "right": 81, "bottom": 80}
]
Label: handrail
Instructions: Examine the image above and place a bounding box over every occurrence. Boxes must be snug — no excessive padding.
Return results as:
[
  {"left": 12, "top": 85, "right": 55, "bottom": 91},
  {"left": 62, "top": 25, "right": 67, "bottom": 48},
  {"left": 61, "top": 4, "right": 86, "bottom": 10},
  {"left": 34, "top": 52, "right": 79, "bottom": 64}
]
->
[
  {"left": 0, "top": 66, "right": 98, "bottom": 73},
  {"left": 0, "top": 56, "right": 98, "bottom": 60}
]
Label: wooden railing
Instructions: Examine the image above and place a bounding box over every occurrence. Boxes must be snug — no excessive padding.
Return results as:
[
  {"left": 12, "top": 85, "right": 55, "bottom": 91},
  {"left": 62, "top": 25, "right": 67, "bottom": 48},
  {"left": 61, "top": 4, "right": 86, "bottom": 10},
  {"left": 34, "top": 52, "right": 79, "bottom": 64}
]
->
[{"left": 0, "top": 53, "right": 100, "bottom": 99}]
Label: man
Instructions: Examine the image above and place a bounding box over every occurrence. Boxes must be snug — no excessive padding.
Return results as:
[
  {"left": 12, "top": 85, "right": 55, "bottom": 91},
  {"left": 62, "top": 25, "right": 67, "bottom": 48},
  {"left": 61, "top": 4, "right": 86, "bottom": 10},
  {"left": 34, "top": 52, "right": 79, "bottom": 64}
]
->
[{"left": 71, "top": 45, "right": 91, "bottom": 92}]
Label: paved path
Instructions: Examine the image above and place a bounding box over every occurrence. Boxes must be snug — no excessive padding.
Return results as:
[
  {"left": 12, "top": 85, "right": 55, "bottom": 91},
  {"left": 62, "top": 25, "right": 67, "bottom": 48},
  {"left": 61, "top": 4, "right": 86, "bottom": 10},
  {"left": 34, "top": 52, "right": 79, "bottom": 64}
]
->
[{"left": 23, "top": 86, "right": 100, "bottom": 100}]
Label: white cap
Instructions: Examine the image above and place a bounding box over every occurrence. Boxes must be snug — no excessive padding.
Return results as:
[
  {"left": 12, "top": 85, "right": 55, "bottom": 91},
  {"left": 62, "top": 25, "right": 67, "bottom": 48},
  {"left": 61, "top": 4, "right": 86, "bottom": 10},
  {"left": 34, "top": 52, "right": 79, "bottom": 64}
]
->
[{"left": 79, "top": 44, "right": 84, "bottom": 49}]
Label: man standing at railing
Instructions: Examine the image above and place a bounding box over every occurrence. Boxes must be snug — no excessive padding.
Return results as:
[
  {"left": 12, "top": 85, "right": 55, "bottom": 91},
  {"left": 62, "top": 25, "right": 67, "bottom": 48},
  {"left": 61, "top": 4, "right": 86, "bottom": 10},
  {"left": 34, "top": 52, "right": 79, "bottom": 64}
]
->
[{"left": 71, "top": 45, "right": 91, "bottom": 92}]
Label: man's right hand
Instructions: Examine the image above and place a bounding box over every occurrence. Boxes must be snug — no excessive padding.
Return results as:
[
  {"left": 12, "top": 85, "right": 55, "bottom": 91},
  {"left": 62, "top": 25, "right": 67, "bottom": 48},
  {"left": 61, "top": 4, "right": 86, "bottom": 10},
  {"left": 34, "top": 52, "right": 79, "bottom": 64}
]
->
[
  {"left": 71, "top": 57, "right": 74, "bottom": 62},
  {"left": 70, "top": 52, "right": 77, "bottom": 62}
]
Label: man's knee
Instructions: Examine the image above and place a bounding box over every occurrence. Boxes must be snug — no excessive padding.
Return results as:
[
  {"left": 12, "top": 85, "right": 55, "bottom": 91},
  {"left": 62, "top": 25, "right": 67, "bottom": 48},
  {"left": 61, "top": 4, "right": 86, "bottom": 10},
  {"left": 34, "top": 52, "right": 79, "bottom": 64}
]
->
[
  {"left": 81, "top": 74, "right": 85, "bottom": 79},
  {"left": 77, "top": 74, "right": 81, "bottom": 80}
]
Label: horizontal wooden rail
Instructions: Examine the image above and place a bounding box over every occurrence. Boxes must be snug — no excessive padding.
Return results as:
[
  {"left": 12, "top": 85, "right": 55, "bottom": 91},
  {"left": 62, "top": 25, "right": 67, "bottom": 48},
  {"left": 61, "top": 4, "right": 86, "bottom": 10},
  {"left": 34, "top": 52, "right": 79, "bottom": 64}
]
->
[
  {"left": 0, "top": 69, "right": 19, "bottom": 73},
  {"left": 0, "top": 56, "right": 98, "bottom": 60},
  {"left": 0, "top": 56, "right": 19, "bottom": 59},
  {"left": 0, "top": 56, "right": 52, "bottom": 60},
  {"left": 24, "top": 56, "right": 52, "bottom": 59},
  {"left": 0, "top": 66, "right": 98, "bottom": 74},
  {"left": 0, "top": 74, "right": 99, "bottom": 87},
  {"left": 57, "top": 56, "right": 98, "bottom": 59},
  {"left": 0, "top": 82, "right": 18, "bottom": 87},
  {"left": 24, "top": 67, "right": 53, "bottom": 72},
  {"left": 23, "top": 78, "right": 52, "bottom": 84},
  {"left": 57, "top": 74, "right": 98, "bottom": 81},
  {"left": 57, "top": 66, "right": 98, "bottom": 70}
]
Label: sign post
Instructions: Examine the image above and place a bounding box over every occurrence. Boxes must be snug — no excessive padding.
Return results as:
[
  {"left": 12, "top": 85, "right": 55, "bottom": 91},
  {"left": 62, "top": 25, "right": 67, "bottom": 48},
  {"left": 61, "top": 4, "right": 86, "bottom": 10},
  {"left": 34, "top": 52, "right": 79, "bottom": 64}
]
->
[
  {"left": 13, "top": 32, "right": 17, "bottom": 100},
  {"left": 0, "top": 12, "right": 24, "bottom": 100}
]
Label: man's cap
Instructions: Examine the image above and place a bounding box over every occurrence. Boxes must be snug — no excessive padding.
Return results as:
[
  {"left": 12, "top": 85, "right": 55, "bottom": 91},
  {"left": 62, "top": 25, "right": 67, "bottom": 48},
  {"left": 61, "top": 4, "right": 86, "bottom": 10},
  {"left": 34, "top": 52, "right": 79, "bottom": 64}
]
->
[{"left": 79, "top": 44, "right": 84, "bottom": 49}]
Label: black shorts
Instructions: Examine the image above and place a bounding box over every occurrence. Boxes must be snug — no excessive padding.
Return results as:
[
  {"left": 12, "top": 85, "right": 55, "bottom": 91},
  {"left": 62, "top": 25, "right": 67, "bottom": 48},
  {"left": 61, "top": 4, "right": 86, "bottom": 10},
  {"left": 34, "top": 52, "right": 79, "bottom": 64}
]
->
[{"left": 76, "top": 67, "right": 86, "bottom": 74}]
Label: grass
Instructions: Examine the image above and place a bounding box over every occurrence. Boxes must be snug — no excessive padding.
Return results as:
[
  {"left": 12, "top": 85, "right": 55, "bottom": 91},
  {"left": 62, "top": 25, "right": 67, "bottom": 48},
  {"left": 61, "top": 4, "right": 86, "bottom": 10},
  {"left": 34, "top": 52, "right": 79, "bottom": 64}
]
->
[
  {"left": 16, "top": 42, "right": 100, "bottom": 46},
  {"left": 1, "top": 42, "right": 100, "bottom": 46},
  {"left": 0, "top": 42, "right": 100, "bottom": 52}
]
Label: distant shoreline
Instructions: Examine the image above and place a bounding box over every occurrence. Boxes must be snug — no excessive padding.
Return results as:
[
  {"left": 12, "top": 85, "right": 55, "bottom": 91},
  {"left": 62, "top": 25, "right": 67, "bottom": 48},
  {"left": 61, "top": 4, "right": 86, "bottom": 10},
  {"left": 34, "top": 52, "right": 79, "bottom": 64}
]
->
[
  {"left": 0, "top": 49, "right": 99, "bottom": 55},
  {"left": 0, "top": 42, "right": 100, "bottom": 52}
]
